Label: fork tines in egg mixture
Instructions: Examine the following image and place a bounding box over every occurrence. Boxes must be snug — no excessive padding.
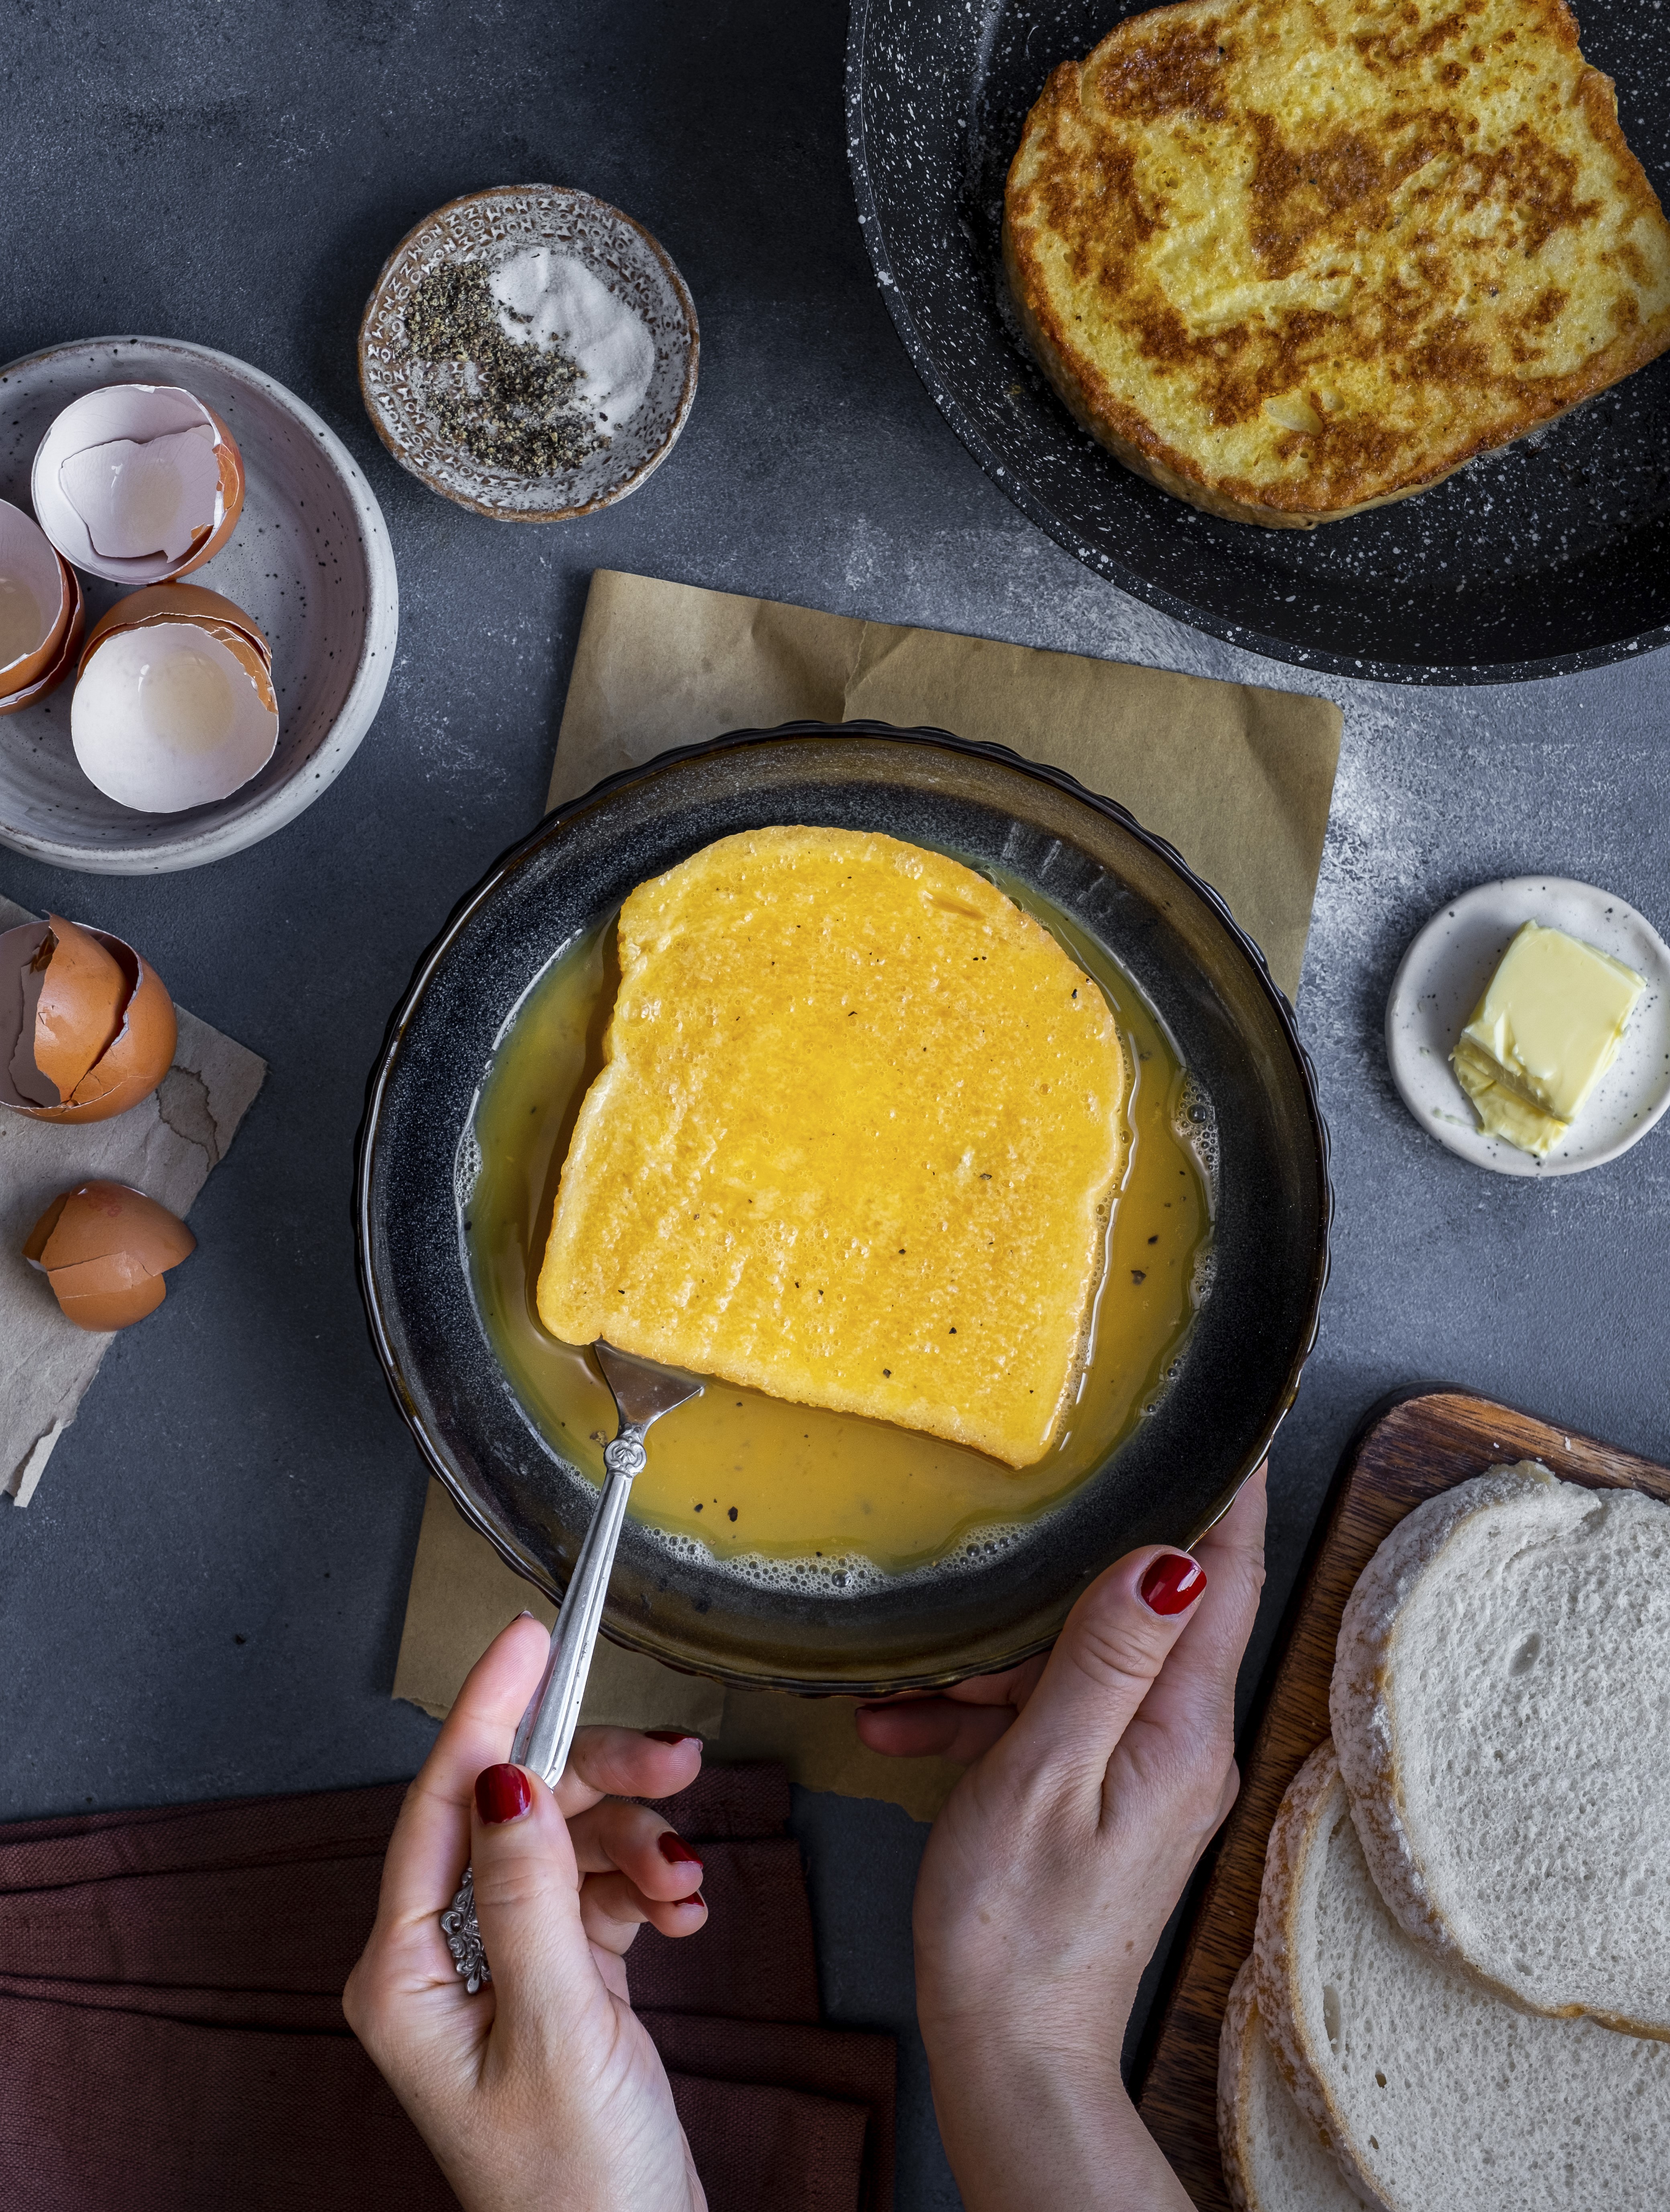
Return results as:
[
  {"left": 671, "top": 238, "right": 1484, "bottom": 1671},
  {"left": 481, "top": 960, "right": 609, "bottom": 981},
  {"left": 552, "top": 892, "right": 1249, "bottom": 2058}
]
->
[{"left": 536, "top": 827, "right": 1130, "bottom": 1468}]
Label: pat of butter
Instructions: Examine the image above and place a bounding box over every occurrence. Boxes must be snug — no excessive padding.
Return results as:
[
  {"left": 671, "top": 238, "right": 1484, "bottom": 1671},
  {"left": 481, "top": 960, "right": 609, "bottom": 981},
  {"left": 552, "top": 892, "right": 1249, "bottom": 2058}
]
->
[{"left": 1451, "top": 920, "right": 1644, "bottom": 1156}]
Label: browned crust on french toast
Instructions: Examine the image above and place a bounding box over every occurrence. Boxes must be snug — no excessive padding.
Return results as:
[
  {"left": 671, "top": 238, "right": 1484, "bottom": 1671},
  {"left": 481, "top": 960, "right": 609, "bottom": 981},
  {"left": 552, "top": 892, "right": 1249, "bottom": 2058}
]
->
[{"left": 1004, "top": 0, "right": 1670, "bottom": 525}]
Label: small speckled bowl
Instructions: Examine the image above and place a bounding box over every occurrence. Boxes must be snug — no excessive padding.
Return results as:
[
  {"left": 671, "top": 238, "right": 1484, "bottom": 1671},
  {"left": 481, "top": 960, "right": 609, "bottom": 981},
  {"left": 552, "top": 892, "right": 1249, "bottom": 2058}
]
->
[
  {"left": 358, "top": 185, "right": 699, "bottom": 522},
  {"left": 0, "top": 336, "right": 399, "bottom": 875}
]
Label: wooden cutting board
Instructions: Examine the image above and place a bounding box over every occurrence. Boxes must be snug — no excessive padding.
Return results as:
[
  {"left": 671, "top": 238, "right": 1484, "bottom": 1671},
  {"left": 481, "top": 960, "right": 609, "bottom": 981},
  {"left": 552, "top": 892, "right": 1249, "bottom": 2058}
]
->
[{"left": 1133, "top": 1387, "right": 1670, "bottom": 2211}]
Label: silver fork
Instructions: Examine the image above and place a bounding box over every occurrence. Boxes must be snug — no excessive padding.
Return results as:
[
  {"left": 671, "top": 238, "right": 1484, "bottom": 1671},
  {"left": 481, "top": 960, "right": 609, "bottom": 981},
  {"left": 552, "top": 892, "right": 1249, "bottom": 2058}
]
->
[{"left": 440, "top": 1341, "right": 703, "bottom": 1991}]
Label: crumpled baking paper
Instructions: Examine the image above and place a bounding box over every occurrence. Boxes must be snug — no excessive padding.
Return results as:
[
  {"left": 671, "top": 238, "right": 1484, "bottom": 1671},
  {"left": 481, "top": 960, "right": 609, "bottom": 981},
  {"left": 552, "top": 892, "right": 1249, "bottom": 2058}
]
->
[{"left": 395, "top": 570, "right": 1341, "bottom": 1817}]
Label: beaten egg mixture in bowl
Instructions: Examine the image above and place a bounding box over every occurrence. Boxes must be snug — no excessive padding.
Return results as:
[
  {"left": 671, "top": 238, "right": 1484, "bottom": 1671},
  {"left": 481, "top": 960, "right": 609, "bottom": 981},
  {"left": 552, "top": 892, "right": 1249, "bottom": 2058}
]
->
[
  {"left": 358, "top": 727, "right": 1328, "bottom": 1691},
  {"left": 467, "top": 834, "right": 1213, "bottom": 1579}
]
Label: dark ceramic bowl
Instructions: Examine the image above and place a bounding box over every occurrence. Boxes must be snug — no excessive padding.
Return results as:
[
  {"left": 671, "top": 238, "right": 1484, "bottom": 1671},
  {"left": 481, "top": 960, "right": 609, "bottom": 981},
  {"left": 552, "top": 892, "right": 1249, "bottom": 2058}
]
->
[{"left": 356, "top": 726, "right": 1330, "bottom": 1693}]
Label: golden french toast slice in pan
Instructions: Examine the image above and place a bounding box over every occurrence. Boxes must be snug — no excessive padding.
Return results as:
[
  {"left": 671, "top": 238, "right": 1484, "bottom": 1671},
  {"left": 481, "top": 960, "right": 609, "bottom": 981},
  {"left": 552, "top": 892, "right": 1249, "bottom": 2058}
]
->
[
  {"left": 1004, "top": 0, "right": 1670, "bottom": 526},
  {"left": 537, "top": 828, "right": 1130, "bottom": 1469}
]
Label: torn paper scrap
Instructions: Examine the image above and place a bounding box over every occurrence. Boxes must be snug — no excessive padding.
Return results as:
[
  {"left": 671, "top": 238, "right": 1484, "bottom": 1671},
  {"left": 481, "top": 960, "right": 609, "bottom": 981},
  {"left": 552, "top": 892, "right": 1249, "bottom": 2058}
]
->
[
  {"left": 0, "top": 895, "right": 266, "bottom": 1505},
  {"left": 8, "top": 1418, "right": 66, "bottom": 1507}
]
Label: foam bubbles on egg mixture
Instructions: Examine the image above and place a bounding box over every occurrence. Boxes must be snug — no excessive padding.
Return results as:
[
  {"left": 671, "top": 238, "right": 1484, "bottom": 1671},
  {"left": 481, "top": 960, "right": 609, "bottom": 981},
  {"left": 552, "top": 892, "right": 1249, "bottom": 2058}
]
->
[
  {"left": 1174, "top": 1072, "right": 1220, "bottom": 1210},
  {"left": 646, "top": 1528, "right": 889, "bottom": 1596},
  {"left": 639, "top": 1517, "right": 1034, "bottom": 1596},
  {"left": 490, "top": 249, "right": 656, "bottom": 436}
]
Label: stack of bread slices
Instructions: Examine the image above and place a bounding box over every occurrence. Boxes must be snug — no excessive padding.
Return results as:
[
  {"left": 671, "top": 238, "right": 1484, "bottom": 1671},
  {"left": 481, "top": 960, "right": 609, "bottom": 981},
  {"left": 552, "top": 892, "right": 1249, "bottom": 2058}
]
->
[{"left": 1219, "top": 1460, "right": 1670, "bottom": 2210}]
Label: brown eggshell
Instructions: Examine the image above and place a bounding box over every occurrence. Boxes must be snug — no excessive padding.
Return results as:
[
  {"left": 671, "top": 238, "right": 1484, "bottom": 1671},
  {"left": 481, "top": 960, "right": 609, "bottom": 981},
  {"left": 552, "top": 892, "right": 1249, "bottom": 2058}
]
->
[
  {"left": 0, "top": 509, "right": 71, "bottom": 699},
  {"left": 170, "top": 406, "right": 246, "bottom": 579},
  {"left": 46, "top": 1250, "right": 169, "bottom": 1332},
  {"left": 1, "top": 918, "right": 55, "bottom": 1105},
  {"left": 78, "top": 581, "right": 270, "bottom": 677},
  {"left": 62, "top": 941, "right": 177, "bottom": 1119},
  {"left": 0, "top": 921, "right": 177, "bottom": 1123},
  {"left": 22, "top": 1189, "right": 69, "bottom": 1266},
  {"left": 200, "top": 622, "right": 279, "bottom": 713},
  {"left": 30, "top": 914, "right": 127, "bottom": 1100},
  {"left": 33, "top": 1180, "right": 196, "bottom": 1273},
  {"left": 22, "top": 1182, "right": 193, "bottom": 1333},
  {"left": 0, "top": 561, "right": 83, "bottom": 716}
]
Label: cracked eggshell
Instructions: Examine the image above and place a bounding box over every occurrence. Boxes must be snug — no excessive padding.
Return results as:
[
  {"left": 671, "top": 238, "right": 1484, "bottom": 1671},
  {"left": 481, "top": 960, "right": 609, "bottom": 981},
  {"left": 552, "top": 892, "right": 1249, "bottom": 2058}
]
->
[
  {"left": 0, "top": 915, "right": 177, "bottom": 1122},
  {"left": 0, "top": 499, "right": 80, "bottom": 708},
  {"left": 79, "top": 582, "right": 271, "bottom": 670},
  {"left": 72, "top": 586, "right": 279, "bottom": 814},
  {"left": 31, "top": 384, "right": 245, "bottom": 586},
  {"left": 0, "top": 569, "right": 84, "bottom": 717},
  {"left": 23, "top": 1179, "right": 195, "bottom": 1332}
]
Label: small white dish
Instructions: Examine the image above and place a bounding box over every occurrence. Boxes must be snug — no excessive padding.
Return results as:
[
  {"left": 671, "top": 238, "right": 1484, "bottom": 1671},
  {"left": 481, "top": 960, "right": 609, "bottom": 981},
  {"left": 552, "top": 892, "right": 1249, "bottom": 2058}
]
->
[
  {"left": 1386, "top": 876, "right": 1670, "bottom": 1177},
  {"left": 0, "top": 335, "right": 398, "bottom": 875}
]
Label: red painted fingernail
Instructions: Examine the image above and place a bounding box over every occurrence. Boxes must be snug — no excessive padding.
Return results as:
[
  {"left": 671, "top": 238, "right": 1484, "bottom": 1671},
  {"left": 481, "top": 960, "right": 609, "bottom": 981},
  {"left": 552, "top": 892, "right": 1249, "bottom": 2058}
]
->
[
  {"left": 645, "top": 1729, "right": 703, "bottom": 1745},
  {"left": 475, "top": 1763, "right": 533, "bottom": 1823},
  {"left": 657, "top": 1831, "right": 703, "bottom": 1871},
  {"left": 684, "top": 1890, "right": 707, "bottom": 1910},
  {"left": 1140, "top": 1552, "right": 1207, "bottom": 1615}
]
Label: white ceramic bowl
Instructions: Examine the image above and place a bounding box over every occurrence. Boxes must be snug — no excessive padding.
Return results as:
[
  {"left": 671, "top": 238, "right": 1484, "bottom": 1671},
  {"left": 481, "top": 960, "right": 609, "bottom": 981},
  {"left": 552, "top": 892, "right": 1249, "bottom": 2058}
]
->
[
  {"left": 1386, "top": 876, "right": 1670, "bottom": 1177},
  {"left": 0, "top": 336, "right": 398, "bottom": 874}
]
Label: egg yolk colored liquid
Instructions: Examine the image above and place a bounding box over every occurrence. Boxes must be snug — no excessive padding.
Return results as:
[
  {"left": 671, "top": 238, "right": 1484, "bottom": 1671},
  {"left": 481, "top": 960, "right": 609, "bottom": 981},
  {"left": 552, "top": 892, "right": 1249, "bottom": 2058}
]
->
[{"left": 464, "top": 872, "right": 1212, "bottom": 1576}]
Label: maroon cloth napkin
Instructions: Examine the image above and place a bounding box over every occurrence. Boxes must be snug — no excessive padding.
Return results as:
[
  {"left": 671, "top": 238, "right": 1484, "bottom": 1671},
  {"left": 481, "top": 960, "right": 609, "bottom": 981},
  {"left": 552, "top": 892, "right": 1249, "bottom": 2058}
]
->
[{"left": 0, "top": 1766, "right": 894, "bottom": 2212}]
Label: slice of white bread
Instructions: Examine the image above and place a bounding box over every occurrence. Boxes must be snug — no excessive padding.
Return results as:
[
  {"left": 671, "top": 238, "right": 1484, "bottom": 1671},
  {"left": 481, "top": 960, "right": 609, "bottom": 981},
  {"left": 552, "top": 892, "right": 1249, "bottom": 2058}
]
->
[
  {"left": 1330, "top": 1460, "right": 1670, "bottom": 2037},
  {"left": 1254, "top": 1741, "right": 1670, "bottom": 2210},
  {"left": 1219, "top": 1955, "right": 1380, "bottom": 2212}
]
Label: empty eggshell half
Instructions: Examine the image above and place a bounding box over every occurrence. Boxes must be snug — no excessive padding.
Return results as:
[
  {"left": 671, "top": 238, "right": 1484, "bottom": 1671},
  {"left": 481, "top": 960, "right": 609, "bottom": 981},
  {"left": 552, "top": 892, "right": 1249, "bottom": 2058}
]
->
[
  {"left": 31, "top": 384, "right": 245, "bottom": 586},
  {"left": 24, "top": 1179, "right": 195, "bottom": 1332},
  {"left": 0, "top": 498, "right": 80, "bottom": 708},
  {"left": 0, "top": 913, "right": 178, "bottom": 1121},
  {"left": 73, "top": 584, "right": 279, "bottom": 813},
  {"left": 0, "top": 569, "right": 85, "bottom": 716}
]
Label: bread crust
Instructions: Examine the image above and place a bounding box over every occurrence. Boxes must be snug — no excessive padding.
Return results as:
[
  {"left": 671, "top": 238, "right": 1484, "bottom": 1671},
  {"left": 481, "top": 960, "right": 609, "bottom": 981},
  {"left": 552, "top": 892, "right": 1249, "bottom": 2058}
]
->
[
  {"left": 1328, "top": 1466, "right": 1546, "bottom": 1964},
  {"left": 1003, "top": 0, "right": 1670, "bottom": 526},
  {"left": 1218, "top": 1957, "right": 1260, "bottom": 2212},
  {"left": 1330, "top": 1460, "right": 1670, "bottom": 2042},
  {"left": 1250, "top": 1742, "right": 1389, "bottom": 2202},
  {"left": 1222, "top": 1951, "right": 1385, "bottom": 2212},
  {"left": 1336, "top": 1460, "right": 1670, "bottom": 2044}
]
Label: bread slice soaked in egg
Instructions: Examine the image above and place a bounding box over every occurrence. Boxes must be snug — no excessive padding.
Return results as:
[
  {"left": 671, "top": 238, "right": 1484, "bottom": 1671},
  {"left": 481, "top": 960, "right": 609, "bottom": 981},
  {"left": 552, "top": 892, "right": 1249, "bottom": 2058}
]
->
[{"left": 537, "top": 827, "right": 1130, "bottom": 1468}]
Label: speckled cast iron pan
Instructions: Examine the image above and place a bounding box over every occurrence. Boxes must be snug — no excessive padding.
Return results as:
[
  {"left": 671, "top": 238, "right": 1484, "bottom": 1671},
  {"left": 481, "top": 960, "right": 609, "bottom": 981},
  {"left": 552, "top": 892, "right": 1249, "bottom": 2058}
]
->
[
  {"left": 846, "top": 0, "right": 1670, "bottom": 685},
  {"left": 356, "top": 726, "right": 1330, "bottom": 1694}
]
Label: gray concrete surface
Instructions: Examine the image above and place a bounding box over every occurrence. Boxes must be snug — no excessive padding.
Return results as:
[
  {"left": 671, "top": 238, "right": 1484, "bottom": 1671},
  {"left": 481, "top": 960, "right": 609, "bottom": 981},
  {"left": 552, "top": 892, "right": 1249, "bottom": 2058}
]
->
[{"left": 2, "top": 4, "right": 1666, "bottom": 2207}]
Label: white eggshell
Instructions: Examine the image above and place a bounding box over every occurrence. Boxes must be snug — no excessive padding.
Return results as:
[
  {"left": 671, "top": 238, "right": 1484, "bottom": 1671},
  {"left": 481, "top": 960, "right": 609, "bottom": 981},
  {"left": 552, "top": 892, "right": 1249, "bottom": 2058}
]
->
[
  {"left": 57, "top": 425, "right": 220, "bottom": 563},
  {"left": 32, "top": 386, "right": 230, "bottom": 584},
  {"left": 72, "top": 622, "right": 279, "bottom": 813},
  {"left": 0, "top": 500, "right": 69, "bottom": 685}
]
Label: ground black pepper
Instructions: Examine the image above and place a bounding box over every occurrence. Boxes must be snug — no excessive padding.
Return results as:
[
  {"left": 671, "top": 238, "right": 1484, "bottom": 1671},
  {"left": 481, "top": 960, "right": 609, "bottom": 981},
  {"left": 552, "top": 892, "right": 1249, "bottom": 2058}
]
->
[{"left": 402, "top": 258, "right": 604, "bottom": 477}]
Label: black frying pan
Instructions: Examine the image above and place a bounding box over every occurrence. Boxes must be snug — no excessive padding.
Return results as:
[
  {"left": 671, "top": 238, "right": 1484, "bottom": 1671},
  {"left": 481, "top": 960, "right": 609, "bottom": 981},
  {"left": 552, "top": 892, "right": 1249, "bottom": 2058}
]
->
[{"left": 846, "top": 0, "right": 1670, "bottom": 684}]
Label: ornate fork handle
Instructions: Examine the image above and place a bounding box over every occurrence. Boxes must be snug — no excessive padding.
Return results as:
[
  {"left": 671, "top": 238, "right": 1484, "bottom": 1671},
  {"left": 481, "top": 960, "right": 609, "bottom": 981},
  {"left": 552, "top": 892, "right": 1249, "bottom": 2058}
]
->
[{"left": 440, "top": 1427, "right": 648, "bottom": 1990}]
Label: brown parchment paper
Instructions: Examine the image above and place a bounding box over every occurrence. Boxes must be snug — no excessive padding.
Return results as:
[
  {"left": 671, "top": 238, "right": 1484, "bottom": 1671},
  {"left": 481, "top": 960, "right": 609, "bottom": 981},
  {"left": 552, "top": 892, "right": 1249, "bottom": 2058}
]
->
[
  {"left": 1, "top": 895, "right": 267, "bottom": 1507},
  {"left": 546, "top": 571, "right": 1339, "bottom": 1002},
  {"left": 394, "top": 571, "right": 1341, "bottom": 1822}
]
